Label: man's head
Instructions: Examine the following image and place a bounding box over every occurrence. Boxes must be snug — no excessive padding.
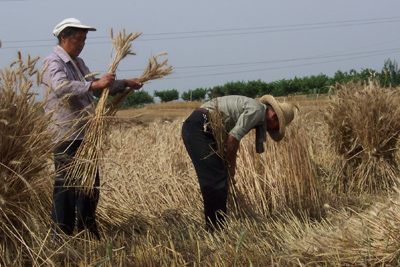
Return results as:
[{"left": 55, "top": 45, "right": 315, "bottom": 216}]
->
[
  {"left": 53, "top": 18, "right": 96, "bottom": 58},
  {"left": 259, "top": 95, "right": 295, "bottom": 142},
  {"left": 265, "top": 104, "right": 279, "bottom": 131}
]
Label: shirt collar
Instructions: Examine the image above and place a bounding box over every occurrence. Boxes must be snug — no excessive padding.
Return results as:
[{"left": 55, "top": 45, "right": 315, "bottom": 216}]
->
[
  {"left": 53, "top": 46, "right": 85, "bottom": 81},
  {"left": 53, "top": 45, "right": 72, "bottom": 63}
]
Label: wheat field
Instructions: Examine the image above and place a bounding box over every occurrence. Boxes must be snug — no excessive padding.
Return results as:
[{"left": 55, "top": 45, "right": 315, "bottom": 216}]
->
[
  {"left": 90, "top": 93, "right": 398, "bottom": 266},
  {"left": 2, "top": 54, "right": 400, "bottom": 266}
]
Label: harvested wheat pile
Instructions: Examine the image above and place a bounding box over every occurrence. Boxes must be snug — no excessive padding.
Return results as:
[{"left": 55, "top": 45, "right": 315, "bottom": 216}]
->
[
  {"left": 0, "top": 53, "right": 56, "bottom": 266},
  {"left": 282, "top": 191, "right": 400, "bottom": 266},
  {"left": 324, "top": 80, "right": 400, "bottom": 194}
]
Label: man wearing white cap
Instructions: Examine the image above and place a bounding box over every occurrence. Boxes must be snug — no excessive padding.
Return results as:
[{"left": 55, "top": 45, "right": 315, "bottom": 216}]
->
[
  {"left": 181, "top": 95, "right": 295, "bottom": 230},
  {"left": 42, "top": 18, "right": 143, "bottom": 240}
]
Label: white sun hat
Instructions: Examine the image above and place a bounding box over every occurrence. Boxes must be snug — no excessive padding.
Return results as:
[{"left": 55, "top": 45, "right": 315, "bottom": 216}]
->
[{"left": 53, "top": 18, "right": 96, "bottom": 37}]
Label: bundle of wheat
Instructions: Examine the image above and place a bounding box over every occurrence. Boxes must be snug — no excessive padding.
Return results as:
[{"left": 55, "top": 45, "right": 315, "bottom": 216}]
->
[
  {"left": 105, "top": 52, "right": 174, "bottom": 115},
  {"left": 68, "top": 29, "right": 173, "bottom": 194},
  {"left": 66, "top": 29, "right": 141, "bottom": 193},
  {"left": 324, "top": 79, "right": 400, "bottom": 194},
  {"left": 0, "top": 53, "right": 56, "bottom": 266}
]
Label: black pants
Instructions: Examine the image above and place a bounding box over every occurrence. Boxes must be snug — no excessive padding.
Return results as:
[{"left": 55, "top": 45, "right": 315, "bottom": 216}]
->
[
  {"left": 182, "top": 109, "right": 228, "bottom": 228},
  {"left": 51, "top": 140, "right": 100, "bottom": 239}
]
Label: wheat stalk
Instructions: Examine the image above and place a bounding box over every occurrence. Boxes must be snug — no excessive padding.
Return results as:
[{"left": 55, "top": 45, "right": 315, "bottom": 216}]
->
[
  {"left": 66, "top": 29, "right": 141, "bottom": 194},
  {"left": 105, "top": 52, "right": 174, "bottom": 116}
]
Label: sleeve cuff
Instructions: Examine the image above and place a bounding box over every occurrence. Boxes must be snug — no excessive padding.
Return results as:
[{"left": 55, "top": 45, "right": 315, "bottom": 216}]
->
[
  {"left": 229, "top": 126, "right": 247, "bottom": 141},
  {"left": 109, "top": 79, "right": 126, "bottom": 95}
]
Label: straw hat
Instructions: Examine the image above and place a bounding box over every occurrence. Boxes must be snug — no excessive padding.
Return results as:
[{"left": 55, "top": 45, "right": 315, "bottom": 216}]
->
[
  {"left": 259, "top": 95, "right": 295, "bottom": 142},
  {"left": 53, "top": 18, "right": 96, "bottom": 37}
]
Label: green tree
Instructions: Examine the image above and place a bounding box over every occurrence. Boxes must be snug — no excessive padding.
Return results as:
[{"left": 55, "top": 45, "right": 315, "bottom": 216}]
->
[
  {"left": 331, "top": 70, "right": 352, "bottom": 85},
  {"left": 243, "top": 80, "right": 261, "bottom": 98},
  {"left": 273, "top": 79, "right": 291, "bottom": 96},
  {"left": 225, "top": 81, "right": 246, "bottom": 95},
  {"left": 154, "top": 89, "right": 179, "bottom": 103},
  {"left": 258, "top": 81, "right": 275, "bottom": 96},
  {"left": 302, "top": 74, "right": 330, "bottom": 95},
  {"left": 380, "top": 59, "right": 400, "bottom": 87},
  {"left": 358, "top": 68, "right": 375, "bottom": 83},
  {"left": 121, "top": 90, "right": 154, "bottom": 108},
  {"left": 207, "top": 85, "right": 227, "bottom": 99},
  {"left": 314, "top": 74, "right": 330, "bottom": 94},
  {"left": 181, "top": 88, "right": 208, "bottom": 101},
  {"left": 289, "top": 76, "right": 305, "bottom": 96}
]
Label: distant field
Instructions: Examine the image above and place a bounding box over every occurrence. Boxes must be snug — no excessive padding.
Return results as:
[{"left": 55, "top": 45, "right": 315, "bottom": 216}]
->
[{"left": 115, "top": 94, "right": 329, "bottom": 122}]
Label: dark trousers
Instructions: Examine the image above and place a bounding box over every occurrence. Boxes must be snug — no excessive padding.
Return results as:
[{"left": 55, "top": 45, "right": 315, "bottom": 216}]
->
[
  {"left": 51, "top": 140, "right": 100, "bottom": 239},
  {"left": 182, "top": 109, "right": 228, "bottom": 228}
]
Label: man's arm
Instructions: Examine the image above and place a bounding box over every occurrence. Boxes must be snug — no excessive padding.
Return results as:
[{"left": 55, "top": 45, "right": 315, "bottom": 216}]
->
[
  {"left": 88, "top": 73, "right": 116, "bottom": 92},
  {"left": 226, "top": 134, "right": 240, "bottom": 184}
]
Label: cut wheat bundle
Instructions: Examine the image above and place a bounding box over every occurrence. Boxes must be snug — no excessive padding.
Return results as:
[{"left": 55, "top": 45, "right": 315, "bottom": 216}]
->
[
  {"left": 105, "top": 52, "right": 174, "bottom": 116},
  {"left": 324, "top": 78, "right": 400, "bottom": 194},
  {"left": 0, "top": 52, "right": 57, "bottom": 266},
  {"left": 66, "top": 29, "right": 141, "bottom": 193}
]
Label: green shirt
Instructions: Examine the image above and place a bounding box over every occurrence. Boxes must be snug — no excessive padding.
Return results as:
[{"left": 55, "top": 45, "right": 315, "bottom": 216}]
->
[{"left": 201, "top": 95, "right": 267, "bottom": 153}]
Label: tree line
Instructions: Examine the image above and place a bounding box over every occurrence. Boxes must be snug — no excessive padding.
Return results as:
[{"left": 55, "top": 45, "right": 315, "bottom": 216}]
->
[{"left": 118, "top": 58, "right": 400, "bottom": 107}]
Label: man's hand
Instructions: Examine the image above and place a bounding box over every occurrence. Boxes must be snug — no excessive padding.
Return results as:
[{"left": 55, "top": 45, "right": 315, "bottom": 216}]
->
[
  {"left": 226, "top": 134, "right": 240, "bottom": 184},
  {"left": 228, "top": 164, "right": 236, "bottom": 184},
  {"left": 124, "top": 78, "right": 143, "bottom": 90},
  {"left": 89, "top": 73, "right": 116, "bottom": 91}
]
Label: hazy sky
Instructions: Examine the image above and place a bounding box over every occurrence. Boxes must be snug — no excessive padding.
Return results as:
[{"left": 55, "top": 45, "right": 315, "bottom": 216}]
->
[{"left": 1, "top": 0, "right": 400, "bottom": 100}]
